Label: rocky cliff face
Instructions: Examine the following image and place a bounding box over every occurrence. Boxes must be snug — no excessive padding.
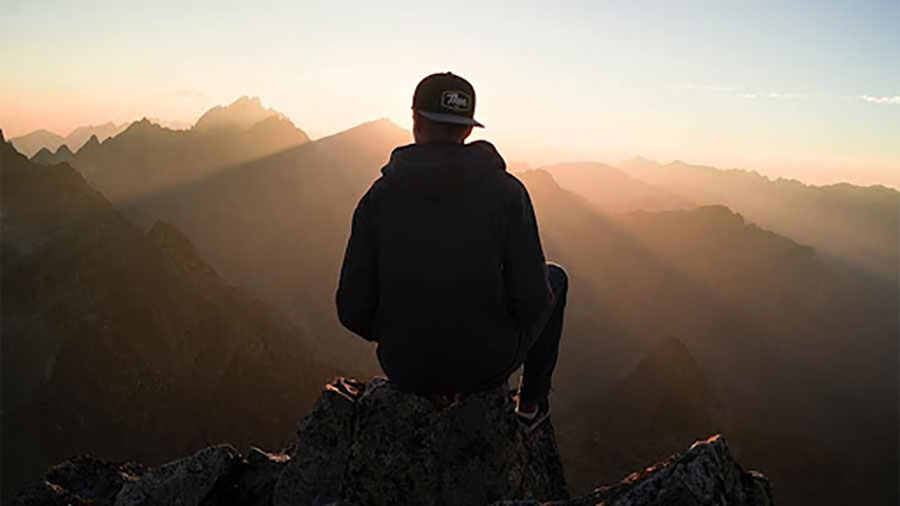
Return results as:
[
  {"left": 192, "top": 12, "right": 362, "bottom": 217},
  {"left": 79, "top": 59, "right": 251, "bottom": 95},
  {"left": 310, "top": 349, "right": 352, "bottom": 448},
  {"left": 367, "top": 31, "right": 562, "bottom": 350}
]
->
[{"left": 12, "top": 378, "right": 772, "bottom": 506}]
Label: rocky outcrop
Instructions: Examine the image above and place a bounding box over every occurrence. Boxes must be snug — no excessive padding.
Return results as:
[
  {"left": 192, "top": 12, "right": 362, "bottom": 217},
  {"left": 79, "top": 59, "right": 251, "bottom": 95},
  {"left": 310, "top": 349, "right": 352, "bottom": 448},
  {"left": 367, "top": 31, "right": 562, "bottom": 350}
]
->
[
  {"left": 499, "top": 435, "right": 771, "bottom": 506},
  {"left": 11, "top": 378, "right": 773, "bottom": 506},
  {"left": 274, "top": 378, "right": 567, "bottom": 506}
]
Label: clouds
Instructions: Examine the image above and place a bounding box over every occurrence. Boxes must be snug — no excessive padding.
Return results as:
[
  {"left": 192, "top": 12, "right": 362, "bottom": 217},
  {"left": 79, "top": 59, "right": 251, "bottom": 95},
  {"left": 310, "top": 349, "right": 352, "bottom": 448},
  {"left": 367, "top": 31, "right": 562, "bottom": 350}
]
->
[
  {"left": 857, "top": 95, "right": 900, "bottom": 105},
  {"left": 680, "top": 84, "right": 900, "bottom": 106}
]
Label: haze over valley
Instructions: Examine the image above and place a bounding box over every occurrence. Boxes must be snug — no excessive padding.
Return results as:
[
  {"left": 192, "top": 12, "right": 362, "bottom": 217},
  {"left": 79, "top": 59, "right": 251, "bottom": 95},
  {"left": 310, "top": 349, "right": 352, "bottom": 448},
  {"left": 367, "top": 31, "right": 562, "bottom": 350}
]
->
[{"left": 2, "top": 95, "right": 897, "bottom": 504}]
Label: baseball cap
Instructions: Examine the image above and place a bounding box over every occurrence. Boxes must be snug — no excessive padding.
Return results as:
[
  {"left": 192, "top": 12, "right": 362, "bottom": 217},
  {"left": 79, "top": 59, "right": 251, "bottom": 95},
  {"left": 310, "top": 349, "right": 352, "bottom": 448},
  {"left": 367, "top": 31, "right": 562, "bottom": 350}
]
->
[{"left": 412, "top": 72, "right": 484, "bottom": 128}]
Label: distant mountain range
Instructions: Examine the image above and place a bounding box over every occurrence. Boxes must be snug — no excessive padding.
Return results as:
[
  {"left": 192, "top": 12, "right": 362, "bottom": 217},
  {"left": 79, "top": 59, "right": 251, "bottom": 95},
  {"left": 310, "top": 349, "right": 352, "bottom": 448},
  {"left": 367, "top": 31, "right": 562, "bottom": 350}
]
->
[
  {"left": 66, "top": 98, "right": 309, "bottom": 203},
  {"left": 9, "top": 122, "right": 128, "bottom": 157},
  {"left": 561, "top": 336, "right": 722, "bottom": 491},
  {"left": 539, "top": 162, "right": 693, "bottom": 212},
  {"left": 29, "top": 143, "right": 75, "bottom": 166},
  {"left": 618, "top": 157, "right": 899, "bottom": 278},
  {"left": 519, "top": 168, "right": 897, "bottom": 504},
  {"left": 122, "top": 117, "right": 411, "bottom": 374},
  {"left": 2, "top": 98, "right": 896, "bottom": 505}
]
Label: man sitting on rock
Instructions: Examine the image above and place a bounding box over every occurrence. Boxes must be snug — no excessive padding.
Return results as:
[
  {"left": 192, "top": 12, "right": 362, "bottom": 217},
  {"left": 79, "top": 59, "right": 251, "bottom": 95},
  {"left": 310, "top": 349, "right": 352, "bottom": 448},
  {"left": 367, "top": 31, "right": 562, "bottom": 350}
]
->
[{"left": 337, "top": 72, "right": 567, "bottom": 429}]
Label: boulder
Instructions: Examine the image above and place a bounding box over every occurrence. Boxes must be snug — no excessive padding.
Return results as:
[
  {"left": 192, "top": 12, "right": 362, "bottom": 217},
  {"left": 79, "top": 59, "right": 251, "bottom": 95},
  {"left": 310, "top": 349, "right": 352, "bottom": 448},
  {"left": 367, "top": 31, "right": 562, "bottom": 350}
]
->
[
  {"left": 10, "top": 481, "right": 90, "bottom": 506},
  {"left": 274, "top": 378, "right": 568, "bottom": 505},
  {"left": 204, "top": 447, "right": 291, "bottom": 506},
  {"left": 114, "top": 445, "right": 241, "bottom": 506},
  {"left": 10, "top": 456, "right": 144, "bottom": 506},
  {"left": 496, "top": 435, "right": 773, "bottom": 506}
]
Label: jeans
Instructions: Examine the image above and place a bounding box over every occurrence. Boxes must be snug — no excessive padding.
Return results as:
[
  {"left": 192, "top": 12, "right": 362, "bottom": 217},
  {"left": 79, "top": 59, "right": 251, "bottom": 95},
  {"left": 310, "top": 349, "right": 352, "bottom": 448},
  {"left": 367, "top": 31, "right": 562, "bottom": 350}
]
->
[{"left": 517, "top": 263, "right": 568, "bottom": 404}]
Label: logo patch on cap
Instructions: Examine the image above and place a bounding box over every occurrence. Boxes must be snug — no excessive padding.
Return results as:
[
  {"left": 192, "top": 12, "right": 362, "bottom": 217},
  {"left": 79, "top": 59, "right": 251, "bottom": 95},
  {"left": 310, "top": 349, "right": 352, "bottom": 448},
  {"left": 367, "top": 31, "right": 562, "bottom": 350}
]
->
[{"left": 441, "top": 90, "right": 471, "bottom": 112}]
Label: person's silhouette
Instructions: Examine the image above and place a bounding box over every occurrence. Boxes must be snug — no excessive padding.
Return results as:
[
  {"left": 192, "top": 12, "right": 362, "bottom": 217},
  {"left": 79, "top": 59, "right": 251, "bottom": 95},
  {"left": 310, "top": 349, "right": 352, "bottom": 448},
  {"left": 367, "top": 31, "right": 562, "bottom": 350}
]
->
[{"left": 337, "top": 72, "right": 567, "bottom": 428}]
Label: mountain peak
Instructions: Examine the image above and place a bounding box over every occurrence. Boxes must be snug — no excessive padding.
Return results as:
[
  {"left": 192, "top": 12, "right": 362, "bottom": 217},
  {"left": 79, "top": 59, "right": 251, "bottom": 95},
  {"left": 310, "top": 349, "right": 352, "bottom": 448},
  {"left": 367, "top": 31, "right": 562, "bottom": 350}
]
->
[
  {"left": 119, "top": 118, "right": 165, "bottom": 138},
  {"left": 30, "top": 147, "right": 59, "bottom": 166},
  {"left": 625, "top": 155, "right": 658, "bottom": 165},
  {"left": 642, "top": 335, "right": 695, "bottom": 369},
  {"left": 8, "top": 129, "right": 65, "bottom": 158},
  {"left": 55, "top": 144, "right": 73, "bottom": 156},
  {"left": 27, "top": 128, "right": 60, "bottom": 137},
  {"left": 313, "top": 117, "right": 411, "bottom": 152},
  {"left": 76, "top": 135, "right": 101, "bottom": 157},
  {"left": 193, "top": 96, "right": 285, "bottom": 132},
  {"left": 606, "top": 335, "right": 717, "bottom": 426},
  {"left": 231, "top": 95, "right": 262, "bottom": 108},
  {"left": 618, "top": 156, "right": 662, "bottom": 172}
]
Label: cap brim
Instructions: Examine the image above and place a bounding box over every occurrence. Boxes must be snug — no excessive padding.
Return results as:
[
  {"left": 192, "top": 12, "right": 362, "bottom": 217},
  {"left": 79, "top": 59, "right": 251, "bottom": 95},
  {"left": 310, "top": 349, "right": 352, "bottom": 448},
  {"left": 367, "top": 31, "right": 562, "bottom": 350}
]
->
[{"left": 417, "top": 110, "right": 484, "bottom": 128}]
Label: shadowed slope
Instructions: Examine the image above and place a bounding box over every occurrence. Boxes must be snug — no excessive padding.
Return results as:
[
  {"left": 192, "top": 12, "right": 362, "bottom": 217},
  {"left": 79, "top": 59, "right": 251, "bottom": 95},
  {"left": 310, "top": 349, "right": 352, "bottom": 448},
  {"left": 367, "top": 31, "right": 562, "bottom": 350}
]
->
[
  {"left": 70, "top": 98, "right": 310, "bottom": 203},
  {"left": 126, "top": 118, "right": 412, "bottom": 374},
  {"left": 562, "top": 337, "right": 722, "bottom": 492},
  {"left": 0, "top": 139, "right": 326, "bottom": 502},
  {"left": 518, "top": 168, "right": 897, "bottom": 505}
]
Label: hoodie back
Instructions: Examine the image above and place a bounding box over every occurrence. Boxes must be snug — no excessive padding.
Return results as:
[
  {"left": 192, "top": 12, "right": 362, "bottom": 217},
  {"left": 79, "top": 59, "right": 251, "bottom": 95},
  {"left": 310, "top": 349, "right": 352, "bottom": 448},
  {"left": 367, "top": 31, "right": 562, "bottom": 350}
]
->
[{"left": 337, "top": 141, "right": 551, "bottom": 395}]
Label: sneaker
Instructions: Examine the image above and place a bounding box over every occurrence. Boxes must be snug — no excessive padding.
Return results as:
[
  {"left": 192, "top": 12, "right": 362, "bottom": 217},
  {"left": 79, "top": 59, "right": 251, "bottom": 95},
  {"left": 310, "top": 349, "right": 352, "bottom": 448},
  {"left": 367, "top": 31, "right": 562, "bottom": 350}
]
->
[
  {"left": 515, "top": 398, "right": 551, "bottom": 432},
  {"left": 325, "top": 377, "right": 365, "bottom": 403}
]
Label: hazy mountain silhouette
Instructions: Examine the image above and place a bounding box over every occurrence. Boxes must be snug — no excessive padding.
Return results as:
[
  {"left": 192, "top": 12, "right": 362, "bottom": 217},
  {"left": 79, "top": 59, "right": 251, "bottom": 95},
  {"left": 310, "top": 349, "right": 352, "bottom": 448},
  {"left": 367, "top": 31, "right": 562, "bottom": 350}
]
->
[
  {"left": 193, "top": 96, "right": 285, "bottom": 131},
  {"left": 10, "top": 122, "right": 127, "bottom": 157},
  {"left": 117, "top": 114, "right": 895, "bottom": 500},
  {"left": 91, "top": 109, "right": 895, "bottom": 502},
  {"left": 0, "top": 136, "right": 328, "bottom": 501},
  {"left": 4, "top": 104, "right": 896, "bottom": 506},
  {"left": 27, "top": 146, "right": 55, "bottom": 165},
  {"left": 126, "top": 118, "right": 411, "bottom": 374},
  {"left": 65, "top": 122, "right": 128, "bottom": 152},
  {"left": 618, "top": 157, "right": 899, "bottom": 278},
  {"left": 146, "top": 116, "right": 192, "bottom": 130},
  {"left": 561, "top": 337, "right": 722, "bottom": 491},
  {"left": 518, "top": 168, "right": 897, "bottom": 505},
  {"left": 9, "top": 129, "right": 63, "bottom": 157},
  {"left": 68, "top": 98, "right": 310, "bottom": 202},
  {"left": 29, "top": 143, "right": 75, "bottom": 166},
  {"left": 75, "top": 133, "right": 102, "bottom": 158},
  {"left": 541, "top": 162, "right": 693, "bottom": 212}
]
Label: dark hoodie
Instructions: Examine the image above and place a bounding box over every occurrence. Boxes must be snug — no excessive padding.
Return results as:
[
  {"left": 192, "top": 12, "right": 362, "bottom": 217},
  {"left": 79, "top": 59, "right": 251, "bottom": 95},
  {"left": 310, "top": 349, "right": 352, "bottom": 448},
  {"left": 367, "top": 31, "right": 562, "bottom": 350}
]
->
[{"left": 336, "top": 141, "right": 552, "bottom": 394}]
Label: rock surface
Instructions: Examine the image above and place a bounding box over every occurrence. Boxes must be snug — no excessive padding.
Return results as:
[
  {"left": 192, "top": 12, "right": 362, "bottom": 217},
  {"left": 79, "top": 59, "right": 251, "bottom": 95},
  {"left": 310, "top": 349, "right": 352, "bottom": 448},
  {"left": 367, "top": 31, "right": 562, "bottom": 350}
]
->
[
  {"left": 274, "top": 378, "right": 568, "bottom": 506},
  {"left": 115, "top": 445, "right": 241, "bottom": 506},
  {"left": 494, "top": 435, "right": 772, "bottom": 506},
  {"left": 12, "top": 378, "right": 773, "bottom": 506},
  {"left": 10, "top": 457, "right": 145, "bottom": 506}
]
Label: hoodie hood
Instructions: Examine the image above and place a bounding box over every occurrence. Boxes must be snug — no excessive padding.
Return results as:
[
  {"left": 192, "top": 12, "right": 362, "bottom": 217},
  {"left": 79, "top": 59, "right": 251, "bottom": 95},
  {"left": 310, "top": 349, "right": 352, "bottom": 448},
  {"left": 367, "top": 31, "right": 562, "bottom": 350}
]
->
[{"left": 380, "top": 140, "right": 506, "bottom": 196}]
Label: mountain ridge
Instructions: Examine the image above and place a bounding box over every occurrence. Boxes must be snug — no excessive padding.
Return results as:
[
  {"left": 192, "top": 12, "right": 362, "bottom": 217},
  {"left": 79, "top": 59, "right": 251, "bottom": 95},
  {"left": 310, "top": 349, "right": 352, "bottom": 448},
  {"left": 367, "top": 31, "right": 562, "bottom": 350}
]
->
[{"left": 10, "top": 122, "right": 127, "bottom": 157}]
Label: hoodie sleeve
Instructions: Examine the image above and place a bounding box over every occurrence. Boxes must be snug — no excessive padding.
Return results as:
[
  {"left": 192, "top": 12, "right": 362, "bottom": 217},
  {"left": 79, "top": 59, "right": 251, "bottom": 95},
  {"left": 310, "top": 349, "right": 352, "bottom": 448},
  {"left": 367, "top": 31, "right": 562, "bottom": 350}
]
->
[
  {"left": 336, "top": 184, "right": 379, "bottom": 341},
  {"left": 502, "top": 179, "right": 553, "bottom": 333}
]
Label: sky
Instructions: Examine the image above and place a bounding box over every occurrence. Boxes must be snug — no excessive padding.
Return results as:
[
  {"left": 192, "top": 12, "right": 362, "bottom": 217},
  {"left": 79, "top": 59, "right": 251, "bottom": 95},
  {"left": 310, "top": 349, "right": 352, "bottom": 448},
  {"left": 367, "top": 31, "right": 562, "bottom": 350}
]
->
[{"left": 1, "top": 0, "right": 898, "bottom": 187}]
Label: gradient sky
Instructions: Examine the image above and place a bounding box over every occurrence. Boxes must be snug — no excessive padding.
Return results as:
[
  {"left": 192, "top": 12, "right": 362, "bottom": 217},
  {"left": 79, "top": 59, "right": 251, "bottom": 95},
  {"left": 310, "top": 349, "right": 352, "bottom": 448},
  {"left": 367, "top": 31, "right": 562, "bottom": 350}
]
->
[{"left": 2, "top": 0, "right": 898, "bottom": 187}]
